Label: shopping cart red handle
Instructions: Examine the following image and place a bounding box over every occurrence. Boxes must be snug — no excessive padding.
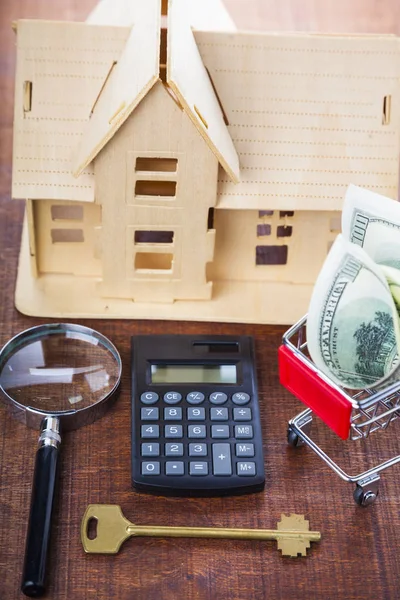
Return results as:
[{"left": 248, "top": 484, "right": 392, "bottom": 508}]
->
[{"left": 278, "top": 345, "right": 352, "bottom": 440}]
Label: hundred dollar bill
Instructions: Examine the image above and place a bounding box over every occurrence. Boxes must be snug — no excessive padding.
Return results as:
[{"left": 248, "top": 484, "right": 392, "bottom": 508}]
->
[
  {"left": 342, "top": 184, "right": 400, "bottom": 269},
  {"left": 307, "top": 235, "right": 400, "bottom": 389}
]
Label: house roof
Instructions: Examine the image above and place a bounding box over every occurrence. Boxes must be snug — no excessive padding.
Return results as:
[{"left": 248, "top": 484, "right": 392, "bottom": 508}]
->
[{"left": 195, "top": 31, "right": 400, "bottom": 211}]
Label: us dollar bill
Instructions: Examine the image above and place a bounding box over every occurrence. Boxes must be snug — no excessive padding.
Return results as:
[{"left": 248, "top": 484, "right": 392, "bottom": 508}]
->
[{"left": 307, "top": 235, "right": 400, "bottom": 389}]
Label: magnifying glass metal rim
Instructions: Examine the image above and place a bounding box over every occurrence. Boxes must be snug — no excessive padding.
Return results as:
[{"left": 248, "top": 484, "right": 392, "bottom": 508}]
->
[
  {"left": 0, "top": 322, "right": 123, "bottom": 597},
  {"left": 0, "top": 322, "right": 122, "bottom": 431}
]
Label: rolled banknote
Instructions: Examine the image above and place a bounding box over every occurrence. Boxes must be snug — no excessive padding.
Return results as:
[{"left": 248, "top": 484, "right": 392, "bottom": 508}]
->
[{"left": 307, "top": 234, "right": 400, "bottom": 389}]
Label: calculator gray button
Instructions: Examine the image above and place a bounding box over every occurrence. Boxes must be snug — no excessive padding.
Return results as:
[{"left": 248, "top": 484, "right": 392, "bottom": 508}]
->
[
  {"left": 212, "top": 443, "right": 232, "bottom": 476},
  {"left": 233, "top": 407, "right": 252, "bottom": 421},
  {"left": 141, "top": 392, "right": 159, "bottom": 405},
  {"left": 210, "top": 407, "right": 228, "bottom": 421},
  {"left": 165, "top": 425, "right": 183, "bottom": 438},
  {"left": 237, "top": 462, "right": 256, "bottom": 476},
  {"left": 164, "top": 407, "right": 182, "bottom": 420},
  {"left": 141, "top": 407, "right": 159, "bottom": 420},
  {"left": 189, "top": 462, "right": 208, "bottom": 476},
  {"left": 189, "top": 443, "right": 207, "bottom": 456},
  {"left": 141, "top": 443, "right": 160, "bottom": 457},
  {"left": 232, "top": 392, "right": 250, "bottom": 405},
  {"left": 142, "top": 462, "right": 160, "bottom": 475},
  {"left": 186, "top": 392, "right": 205, "bottom": 405},
  {"left": 163, "top": 391, "right": 182, "bottom": 404},
  {"left": 188, "top": 407, "right": 205, "bottom": 420},
  {"left": 236, "top": 443, "right": 255, "bottom": 457},
  {"left": 141, "top": 424, "right": 159, "bottom": 438},
  {"left": 166, "top": 461, "right": 184, "bottom": 476},
  {"left": 165, "top": 443, "right": 184, "bottom": 456},
  {"left": 235, "top": 425, "right": 253, "bottom": 439},
  {"left": 188, "top": 425, "right": 206, "bottom": 438},
  {"left": 211, "top": 425, "right": 230, "bottom": 439},
  {"left": 209, "top": 392, "right": 228, "bottom": 405}
]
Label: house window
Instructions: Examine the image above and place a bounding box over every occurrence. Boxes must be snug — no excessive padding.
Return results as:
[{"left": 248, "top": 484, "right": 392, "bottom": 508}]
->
[
  {"left": 135, "top": 180, "right": 176, "bottom": 197},
  {"left": 51, "top": 229, "right": 84, "bottom": 243},
  {"left": 257, "top": 223, "right": 271, "bottom": 237},
  {"left": 134, "top": 231, "right": 174, "bottom": 244},
  {"left": 135, "top": 157, "right": 177, "bottom": 173},
  {"left": 135, "top": 252, "right": 173, "bottom": 271},
  {"left": 51, "top": 205, "right": 83, "bottom": 221},
  {"left": 256, "top": 245, "right": 288, "bottom": 265}
]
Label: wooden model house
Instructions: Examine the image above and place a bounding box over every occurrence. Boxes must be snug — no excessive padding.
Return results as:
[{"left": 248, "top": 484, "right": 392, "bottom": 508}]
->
[{"left": 11, "top": 0, "right": 400, "bottom": 324}]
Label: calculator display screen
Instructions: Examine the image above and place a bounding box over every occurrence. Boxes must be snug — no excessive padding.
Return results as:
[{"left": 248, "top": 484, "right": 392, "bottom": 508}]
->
[{"left": 150, "top": 364, "right": 237, "bottom": 384}]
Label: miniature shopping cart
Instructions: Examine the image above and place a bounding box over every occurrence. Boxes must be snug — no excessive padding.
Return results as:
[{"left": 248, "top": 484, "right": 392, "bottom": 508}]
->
[{"left": 279, "top": 315, "right": 400, "bottom": 506}]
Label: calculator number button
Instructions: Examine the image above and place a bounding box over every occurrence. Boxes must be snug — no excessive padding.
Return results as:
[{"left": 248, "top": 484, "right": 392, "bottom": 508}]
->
[
  {"left": 163, "top": 392, "right": 182, "bottom": 404},
  {"left": 189, "top": 443, "right": 207, "bottom": 457},
  {"left": 210, "top": 407, "right": 228, "bottom": 421},
  {"left": 165, "top": 425, "right": 183, "bottom": 438},
  {"left": 141, "top": 407, "right": 159, "bottom": 420},
  {"left": 187, "top": 392, "right": 205, "bottom": 405},
  {"left": 141, "top": 425, "right": 160, "bottom": 438},
  {"left": 232, "top": 393, "right": 250, "bottom": 405},
  {"left": 233, "top": 407, "right": 252, "bottom": 421},
  {"left": 235, "top": 425, "right": 253, "bottom": 439},
  {"left": 165, "top": 443, "right": 184, "bottom": 456},
  {"left": 141, "top": 392, "right": 159, "bottom": 405},
  {"left": 236, "top": 443, "right": 255, "bottom": 457},
  {"left": 166, "top": 462, "right": 184, "bottom": 476},
  {"left": 164, "top": 407, "right": 182, "bottom": 420},
  {"left": 188, "top": 425, "right": 206, "bottom": 439},
  {"left": 211, "top": 425, "right": 230, "bottom": 439},
  {"left": 209, "top": 392, "right": 228, "bottom": 405},
  {"left": 142, "top": 462, "right": 160, "bottom": 475},
  {"left": 189, "top": 462, "right": 208, "bottom": 476},
  {"left": 237, "top": 462, "right": 256, "bottom": 476},
  {"left": 212, "top": 443, "right": 232, "bottom": 476},
  {"left": 141, "top": 443, "right": 160, "bottom": 457},
  {"left": 188, "top": 407, "right": 205, "bottom": 420}
]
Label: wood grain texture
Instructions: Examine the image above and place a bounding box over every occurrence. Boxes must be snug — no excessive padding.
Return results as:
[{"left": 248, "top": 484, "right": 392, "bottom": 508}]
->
[{"left": 1, "top": 2, "right": 400, "bottom": 599}]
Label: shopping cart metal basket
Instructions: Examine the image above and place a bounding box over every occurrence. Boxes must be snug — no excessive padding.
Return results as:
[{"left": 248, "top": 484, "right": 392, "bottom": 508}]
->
[{"left": 279, "top": 315, "right": 400, "bottom": 506}]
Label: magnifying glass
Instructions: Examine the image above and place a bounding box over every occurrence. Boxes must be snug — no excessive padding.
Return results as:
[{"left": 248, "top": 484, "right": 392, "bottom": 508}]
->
[{"left": 0, "top": 323, "right": 122, "bottom": 598}]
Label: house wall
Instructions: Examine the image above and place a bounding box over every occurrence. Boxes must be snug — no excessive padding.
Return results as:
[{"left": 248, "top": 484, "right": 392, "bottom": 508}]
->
[
  {"left": 32, "top": 200, "right": 102, "bottom": 276},
  {"left": 94, "top": 81, "right": 218, "bottom": 303},
  {"left": 208, "top": 209, "right": 341, "bottom": 284}
]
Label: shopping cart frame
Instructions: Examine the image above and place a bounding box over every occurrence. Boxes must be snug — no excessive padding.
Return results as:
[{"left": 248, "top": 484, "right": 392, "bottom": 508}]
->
[{"left": 279, "top": 315, "right": 400, "bottom": 506}]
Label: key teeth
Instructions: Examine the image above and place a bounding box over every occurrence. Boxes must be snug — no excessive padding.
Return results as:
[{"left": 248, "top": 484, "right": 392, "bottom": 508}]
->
[
  {"left": 277, "top": 540, "right": 309, "bottom": 557},
  {"left": 277, "top": 513, "right": 309, "bottom": 531}
]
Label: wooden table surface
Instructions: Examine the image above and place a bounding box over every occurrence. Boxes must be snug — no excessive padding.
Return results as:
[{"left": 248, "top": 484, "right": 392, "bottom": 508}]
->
[{"left": 1, "top": 1, "right": 400, "bottom": 599}]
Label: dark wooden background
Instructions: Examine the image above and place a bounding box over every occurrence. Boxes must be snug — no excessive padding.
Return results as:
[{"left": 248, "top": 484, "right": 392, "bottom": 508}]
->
[{"left": 2, "top": 1, "right": 400, "bottom": 599}]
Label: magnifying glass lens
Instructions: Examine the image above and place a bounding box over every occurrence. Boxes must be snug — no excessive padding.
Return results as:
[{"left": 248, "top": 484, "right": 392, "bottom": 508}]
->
[{"left": 0, "top": 328, "right": 120, "bottom": 412}]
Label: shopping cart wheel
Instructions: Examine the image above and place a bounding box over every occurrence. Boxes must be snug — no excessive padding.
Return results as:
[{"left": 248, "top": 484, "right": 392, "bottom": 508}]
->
[
  {"left": 353, "top": 485, "right": 378, "bottom": 507},
  {"left": 287, "top": 426, "right": 303, "bottom": 448}
]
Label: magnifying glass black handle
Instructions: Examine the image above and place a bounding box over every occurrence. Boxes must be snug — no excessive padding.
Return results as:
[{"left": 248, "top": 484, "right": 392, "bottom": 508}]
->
[{"left": 21, "top": 418, "right": 61, "bottom": 598}]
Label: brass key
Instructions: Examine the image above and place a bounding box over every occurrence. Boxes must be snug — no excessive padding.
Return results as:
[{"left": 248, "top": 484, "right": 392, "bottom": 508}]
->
[{"left": 81, "top": 505, "right": 321, "bottom": 557}]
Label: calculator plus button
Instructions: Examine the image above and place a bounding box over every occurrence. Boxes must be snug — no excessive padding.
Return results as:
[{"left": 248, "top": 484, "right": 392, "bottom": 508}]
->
[
  {"left": 237, "top": 462, "right": 256, "bottom": 476},
  {"left": 233, "top": 407, "right": 252, "bottom": 421},
  {"left": 166, "top": 462, "right": 184, "bottom": 476},
  {"left": 188, "top": 425, "right": 206, "bottom": 438},
  {"left": 163, "top": 392, "right": 182, "bottom": 405},
  {"left": 189, "top": 462, "right": 208, "bottom": 476},
  {"left": 141, "top": 443, "right": 160, "bottom": 457},
  {"left": 141, "top": 407, "right": 159, "bottom": 421},
  {"left": 142, "top": 462, "right": 160, "bottom": 475},
  {"left": 210, "top": 407, "right": 228, "bottom": 421},
  {"left": 232, "top": 393, "right": 250, "bottom": 405},
  {"left": 209, "top": 392, "right": 228, "bottom": 405},
  {"left": 141, "top": 425, "right": 160, "bottom": 438},
  {"left": 236, "top": 443, "right": 255, "bottom": 457},
  {"left": 212, "top": 443, "right": 232, "bottom": 476},
  {"left": 165, "top": 443, "right": 184, "bottom": 456},
  {"left": 235, "top": 425, "right": 253, "bottom": 439},
  {"left": 164, "top": 407, "right": 182, "bottom": 420},
  {"left": 188, "top": 407, "right": 205, "bottom": 420},
  {"left": 211, "top": 425, "right": 230, "bottom": 439},
  {"left": 186, "top": 392, "right": 205, "bottom": 405},
  {"left": 189, "top": 443, "right": 207, "bottom": 456},
  {"left": 141, "top": 392, "right": 159, "bottom": 405},
  {"left": 165, "top": 425, "right": 183, "bottom": 438}
]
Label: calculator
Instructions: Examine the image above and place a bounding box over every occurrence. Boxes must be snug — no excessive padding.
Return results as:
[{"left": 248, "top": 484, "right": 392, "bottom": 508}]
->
[{"left": 131, "top": 335, "right": 265, "bottom": 496}]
